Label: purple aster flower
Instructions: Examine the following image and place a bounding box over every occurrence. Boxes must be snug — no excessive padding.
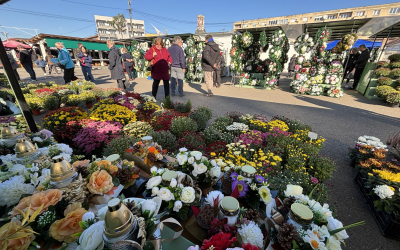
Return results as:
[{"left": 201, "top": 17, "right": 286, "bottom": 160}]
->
[
  {"left": 236, "top": 180, "right": 248, "bottom": 198},
  {"left": 255, "top": 175, "right": 265, "bottom": 183},
  {"left": 311, "top": 177, "right": 319, "bottom": 184},
  {"left": 231, "top": 179, "right": 238, "bottom": 192},
  {"left": 230, "top": 173, "right": 238, "bottom": 180}
]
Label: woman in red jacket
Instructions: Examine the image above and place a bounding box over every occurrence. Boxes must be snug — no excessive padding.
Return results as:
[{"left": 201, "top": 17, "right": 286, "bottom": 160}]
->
[{"left": 145, "top": 37, "right": 173, "bottom": 98}]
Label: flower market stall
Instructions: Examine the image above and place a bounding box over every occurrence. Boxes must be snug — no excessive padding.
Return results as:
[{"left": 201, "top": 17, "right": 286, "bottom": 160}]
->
[{"left": 0, "top": 77, "right": 369, "bottom": 250}]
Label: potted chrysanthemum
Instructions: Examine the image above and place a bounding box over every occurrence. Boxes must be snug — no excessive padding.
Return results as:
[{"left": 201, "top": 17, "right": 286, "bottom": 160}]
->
[{"left": 26, "top": 97, "right": 43, "bottom": 115}]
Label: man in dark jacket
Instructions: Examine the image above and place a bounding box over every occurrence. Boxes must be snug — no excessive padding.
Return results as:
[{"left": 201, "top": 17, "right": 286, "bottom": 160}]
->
[
  {"left": 352, "top": 44, "right": 370, "bottom": 90},
  {"left": 213, "top": 52, "right": 225, "bottom": 88},
  {"left": 343, "top": 48, "right": 359, "bottom": 88},
  {"left": 107, "top": 40, "right": 128, "bottom": 89},
  {"left": 17, "top": 45, "right": 36, "bottom": 81},
  {"left": 168, "top": 36, "right": 187, "bottom": 96},
  {"left": 288, "top": 54, "right": 296, "bottom": 77},
  {"left": 202, "top": 34, "right": 220, "bottom": 97},
  {"left": 7, "top": 52, "right": 20, "bottom": 81}
]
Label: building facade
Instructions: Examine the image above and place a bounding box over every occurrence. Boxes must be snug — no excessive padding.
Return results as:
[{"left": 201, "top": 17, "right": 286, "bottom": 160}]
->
[
  {"left": 233, "top": 3, "right": 400, "bottom": 30},
  {"left": 95, "top": 15, "right": 145, "bottom": 41}
]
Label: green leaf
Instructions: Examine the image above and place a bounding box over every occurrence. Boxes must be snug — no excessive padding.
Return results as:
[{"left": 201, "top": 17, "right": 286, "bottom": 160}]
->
[
  {"left": 78, "top": 221, "right": 89, "bottom": 230},
  {"left": 112, "top": 175, "right": 120, "bottom": 186},
  {"left": 167, "top": 201, "right": 174, "bottom": 209},
  {"left": 71, "top": 232, "right": 82, "bottom": 237},
  {"left": 292, "top": 240, "right": 300, "bottom": 249}
]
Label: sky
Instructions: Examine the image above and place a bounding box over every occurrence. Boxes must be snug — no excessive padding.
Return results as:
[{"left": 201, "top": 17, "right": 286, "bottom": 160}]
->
[{"left": 0, "top": 0, "right": 399, "bottom": 40}]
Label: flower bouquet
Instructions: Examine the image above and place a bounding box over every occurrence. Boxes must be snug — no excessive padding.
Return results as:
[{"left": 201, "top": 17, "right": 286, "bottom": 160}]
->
[
  {"left": 241, "top": 32, "right": 253, "bottom": 48},
  {"left": 317, "top": 64, "right": 327, "bottom": 75},
  {"left": 308, "top": 84, "right": 323, "bottom": 96},
  {"left": 269, "top": 46, "right": 283, "bottom": 61},
  {"left": 310, "top": 75, "right": 324, "bottom": 84},
  {"left": 294, "top": 83, "right": 311, "bottom": 95},
  {"left": 129, "top": 140, "right": 166, "bottom": 168},
  {"left": 296, "top": 55, "right": 305, "bottom": 65},
  {"left": 265, "top": 75, "right": 278, "bottom": 89},
  {"left": 268, "top": 61, "right": 282, "bottom": 75},
  {"left": 327, "top": 86, "right": 344, "bottom": 98},
  {"left": 329, "top": 61, "right": 344, "bottom": 74},
  {"left": 271, "top": 29, "right": 287, "bottom": 46},
  {"left": 294, "top": 33, "right": 314, "bottom": 54},
  {"left": 248, "top": 79, "right": 260, "bottom": 86},
  {"left": 325, "top": 74, "right": 340, "bottom": 85}
]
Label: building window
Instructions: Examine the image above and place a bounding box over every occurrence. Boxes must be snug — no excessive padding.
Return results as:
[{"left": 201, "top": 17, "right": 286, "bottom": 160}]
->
[
  {"left": 303, "top": 17, "right": 308, "bottom": 22},
  {"left": 327, "top": 15, "right": 337, "bottom": 20},
  {"left": 373, "top": 10, "right": 381, "bottom": 16},
  {"left": 314, "top": 16, "right": 323, "bottom": 21},
  {"left": 234, "top": 24, "right": 241, "bottom": 28},
  {"left": 99, "top": 29, "right": 107, "bottom": 34},
  {"left": 243, "top": 24, "right": 248, "bottom": 28},
  {"left": 290, "top": 19, "right": 297, "bottom": 23},
  {"left": 340, "top": 13, "right": 351, "bottom": 18},
  {"left": 109, "top": 30, "right": 116, "bottom": 34},
  {"left": 269, "top": 20, "right": 277, "bottom": 25},
  {"left": 278, "top": 19, "right": 288, "bottom": 24},
  {"left": 355, "top": 11, "right": 365, "bottom": 16},
  {"left": 252, "top": 23, "right": 256, "bottom": 27},
  {"left": 261, "top": 22, "right": 266, "bottom": 26},
  {"left": 389, "top": 8, "right": 400, "bottom": 14},
  {"left": 97, "top": 21, "right": 105, "bottom": 26}
]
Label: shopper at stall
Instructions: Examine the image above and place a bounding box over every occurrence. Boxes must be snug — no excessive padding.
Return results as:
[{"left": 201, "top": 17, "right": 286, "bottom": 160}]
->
[
  {"left": 168, "top": 36, "right": 186, "bottom": 96},
  {"left": 55, "top": 42, "right": 78, "bottom": 84},
  {"left": 46, "top": 52, "right": 59, "bottom": 75},
  {"left": 343, "top": 48, "right": 359, "bottom": 88},
  {"left": 6, "top": 52, "right": 20, "bottom": 81},
  {"left": 122, "top": 48, "right": 136, "bottom": 81},
  {"left": 17, "top": 45, "right": 36, "bottom": 81},
  {"left": 288, "top": 54, "right": 296, "bottom": 78},
  {"left": 213, "top": 51, "right": 225, "bottom": 88},
  {"left": 352, "top": 44, "right": 370, "bottom": 90},
  {"left": 35, "top": 55, "right": 47, "bottom": 75},
  {"left": 145, "top": 37, "right": 172, "bottom": 98},
  {"left": 77, "top": 46, "right": 94, "bottom": 82},
  {"left": 202, "top": 34, "right": 220, "bottom": 97},
  {"left": 107, "top": 40, "right": 129, "bottom": 89}
]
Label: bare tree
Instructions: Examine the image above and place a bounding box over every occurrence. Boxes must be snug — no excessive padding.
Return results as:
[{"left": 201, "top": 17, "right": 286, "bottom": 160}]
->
[{"left": 109, "top": 13, "right": 126, "bottom": 38}]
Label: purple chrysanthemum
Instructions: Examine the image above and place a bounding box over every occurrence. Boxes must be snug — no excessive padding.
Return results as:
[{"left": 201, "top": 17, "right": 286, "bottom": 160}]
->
[
  {"left": 255, "top": 175, "right": 265, "bottom": 183},
  {"left": 236, "top": 180, "right": 248, "bottom": 198},
  {"left": 230, "top": 173, "right": 238, "bottom": 180}
]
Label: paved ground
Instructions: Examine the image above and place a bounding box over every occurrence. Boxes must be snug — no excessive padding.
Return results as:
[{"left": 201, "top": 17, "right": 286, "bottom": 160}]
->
[{"left": 5, "top": 67, "right": 400, "bottom": 249}]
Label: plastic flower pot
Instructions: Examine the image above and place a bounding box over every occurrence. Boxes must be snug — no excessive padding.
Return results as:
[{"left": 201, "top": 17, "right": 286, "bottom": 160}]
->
[
  {"left": 86, "top": 102, "right": 93, "bottom": 108},
  {"left": 31, "top": 109, "right": 41, "bottom": 116},
  {"left": 96, "top": 97, "right": 101, "bottom": 102},
  {"left": 147, "top": 76, "right": 152, "bottom": 80}
]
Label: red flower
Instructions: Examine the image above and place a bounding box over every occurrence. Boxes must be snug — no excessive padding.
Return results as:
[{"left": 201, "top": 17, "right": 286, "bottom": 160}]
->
[
  {"left": 201, "top": 232, "right": 236, "bottom": 250},
  {"left": 242, "top": 243, "right": 259, "bottom": 250}
]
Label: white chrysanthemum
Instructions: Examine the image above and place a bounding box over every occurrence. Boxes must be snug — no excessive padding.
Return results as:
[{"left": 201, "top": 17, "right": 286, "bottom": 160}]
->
[
  {"left": 205, "top": 191, "right": 224, "bottom": 206},
  {"left": 0, "top": 154, "right": 18, "bottom": 164},
  {"left": 0, "top": 175, "right": 35, "bottom": 206},
  {"left": 8, "top": 164, "right": 26, "bottom": 175},
  {"left": 32, "top": 137, "right": 43, "bottom": 143},
  {"left": 238, "top": 221, "right": 264, "bottom": 248},
  {"left": 326, "top": 235, "right": 341, "bottom": 250},
  {"left": 373, "top": 185, "right": 394, "bottom": 199},
  {"left": 57, "top": 143, "right": 73, "bottom": 155}
]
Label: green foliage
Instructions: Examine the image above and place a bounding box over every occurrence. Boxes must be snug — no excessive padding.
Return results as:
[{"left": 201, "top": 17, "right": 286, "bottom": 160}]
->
[
  {"left": 390, "top": 61, "right": 400, "bottom": 69},
  {"left": 186, "top": 98, "right": 192, "bottom": 112},
  {"left": 170, "top": 116, "right": 197, "bottom": 136},
  {"left": 377, "top": 61, "right": 389, "bottom": 68},
  {"left": 163, "top": 95, "right": 172, "bottom": 109},
  {"left": 210, "top": 116, "right": 234, "bottom": 132},
  {"left": 26, "top": 97, "right": 43, "bottom": 110},
  {"left": 377, "top": 77, "right": 393, "bottom": 86},
  {"left": 374, "top": 67, "right": 391, "bottom": 77},
  {"left": 202, "top": 127, "right": 223, "bottom": 145},
  {"left": 109, "top": 13, "right": 127, "bottom": 38},
  {"left": 103, "top": 136, "right": 139, "bottom": 158},
  {"left": 65, "top": 94, "right": 82, "bottom": 106},
  {"left": 196, "top": 106, "right": 213, "bottom": 120},
  {"left": 123, "top": 121, "right": 153, "bottom": 139},
  {"left": 149, "top": 130, "right": 177, "bottom": 153},
  {"left": 388, "top": 53, "right": 400, "bottom": 62},
  {"left": 386, "top": 91, "right": 400, "bottom": 103},
  {"left": 307, "top": 155, "right": 337, "bottom": 182},
  {"left": 189, "top": 109, "right": 210, "bottom": 131},
  {"left": 390, "top": 68, "right": 400, "bottom": 78},
  {"left": 287, "top": 120, "right": 312, "bottom": 133},
  {"left": 79, "top": 91, "right": 96, "bottom": 103},
  {"left": 43, "top": 95, "right": 60, "bottom": 110},
  {"left": 174, "top": 103, "right": 190, "bottom": 114},
  {"left": 375, "top": 85, "right": 396, "bottom": 98}
]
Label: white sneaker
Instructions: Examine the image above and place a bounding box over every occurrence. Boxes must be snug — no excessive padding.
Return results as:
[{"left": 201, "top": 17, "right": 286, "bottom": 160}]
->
[{"left": 44, "top": 73, "right": 47, "bottom": 75}]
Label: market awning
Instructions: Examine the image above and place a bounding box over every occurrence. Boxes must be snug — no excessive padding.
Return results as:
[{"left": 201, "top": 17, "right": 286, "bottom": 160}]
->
[
  {"left": 357, "top": 16, "right": 400, "bottom": 38},
  {"left": 3, "top": 40, "right": 31, "bottom": 49},
  {"left": 45, "top": 37, "right": 123, "bottom": 51},
  {"left": 304, "top": 19, "right": 371, "bottom": 40},
  {"left": 326, "top": 39, "right": 382, "bottom": 50}
]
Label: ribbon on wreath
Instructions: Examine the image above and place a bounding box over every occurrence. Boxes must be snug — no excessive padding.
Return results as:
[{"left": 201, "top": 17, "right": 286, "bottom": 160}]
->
[
  {"left": 263, "top": 208, "right": 285, "bottom": 249},
  {"left": 149, "top": 217, "right": 183, "bottom": 250}
]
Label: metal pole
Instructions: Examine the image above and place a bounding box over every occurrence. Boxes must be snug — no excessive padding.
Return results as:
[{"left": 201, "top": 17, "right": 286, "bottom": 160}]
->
[
  {"left": 363, "top": 26, "right": 393, "bottom": 96},
  {"left": 128, "top": 0, "right": 133, "bottom": 38},
  {"left": 0, "top": 38, "right": 37, "bottom": 132}
]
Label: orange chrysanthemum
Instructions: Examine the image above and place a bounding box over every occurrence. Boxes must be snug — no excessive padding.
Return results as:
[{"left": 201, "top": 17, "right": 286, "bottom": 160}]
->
[
  {"left": 148, "top": 147, "right": 156, "bottom": 153},
  {"left": 373, "top": 149, "right": 387, "bottom": 159}
]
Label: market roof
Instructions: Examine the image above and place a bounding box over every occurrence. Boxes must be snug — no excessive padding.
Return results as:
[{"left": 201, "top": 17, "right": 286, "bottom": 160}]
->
[
  {"left": 357, "top": 16, "right": 400, "bottom": 38},
  {"left": 304, "top": 19, "right": 372, "bottom": 40}
]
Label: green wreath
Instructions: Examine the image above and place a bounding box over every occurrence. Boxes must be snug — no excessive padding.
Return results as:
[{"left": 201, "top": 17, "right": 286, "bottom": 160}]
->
[
  {"left": 241, "top": 32, "right": 253, "bottom": 48},
  {"left": 259, "top": 30, "right": 268, "bottom": 48},
  {"left": 294, "top": 33, "right": 314, "bottom": 54},
  {"left": 268, "top": 61, "right": 282, "bottom": 75},
  {"left": 269, "top": 46, "right": 283, "bottom": 61},
  {"left": 232, "top": 33, "right": 241, "bottom": 47},
  {"left": 186, "top": 37, "right": 195, "bottom": 47},
  {"left": 197, "top": 42, "right": 205, "bottom": 51},
  {"left": 270, "top": 29, "right": 287, "bottom": 46},
  {"left": 315, "top": 27, "right": 332, "bottom": 43},
  {"left": 186, "top": 46, "right": 197, "bottom": 56}
]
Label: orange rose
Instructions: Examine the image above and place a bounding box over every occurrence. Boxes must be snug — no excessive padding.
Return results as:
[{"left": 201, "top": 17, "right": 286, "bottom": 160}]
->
[
  {"left": 49, "top": 207, "right": 87, "bottom": 243},
  {"left": 72, "top": 159, "right": 90, "bottom": 168},
  {"left": 63, "top": 202, "right": 82, "bottom": 216},
  {"left": 0, "top": 219, "right": 35, "bottom": 250},
  {"left": 9, "top": 189, "right": 63, "bottom": 217},
  {"left": 97, "top": 160, "right": 111, "bottom": 168},
  {"left": 87, "top": 170, "right": 114, "bottom": 195}
]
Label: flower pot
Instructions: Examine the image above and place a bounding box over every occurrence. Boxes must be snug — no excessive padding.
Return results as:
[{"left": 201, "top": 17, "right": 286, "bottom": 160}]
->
[
  {"left": 96, "top": 97, "right": 101, "bottom": 102},
  {"left": 31, "top": 109, "right": 41, "bottom": 115},
  {"left": 388, "top": 102, "right": 400, "bottom": 108},
  {"left": 86, "top": 102, "right": 93, "bottom": 108}
]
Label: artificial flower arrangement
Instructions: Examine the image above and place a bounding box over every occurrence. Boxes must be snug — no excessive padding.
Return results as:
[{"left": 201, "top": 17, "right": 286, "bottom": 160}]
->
[
  {"left": 296, "top": 55, "right": 305, "bottom": 65},
  {"left": 308, "top": 84, "right": 324, "bottom": 96},
  {"left": 268, "top": 61, "right": 282, "bottom": 74},
  {"left": 239, "top": 73, "right": 250, "bottom": 85},
  {"left": 269, "top": 46, "right": 283, "bottom": 61},
  {"left": 315, "top": 27, "right": 332, "bottom": 42},
  {"left": 317, "top": 64, "right": 327, "bottom": 75},
  {"left": 248, "top": 78, "right": 260, "bottom": 86},
  {"left": 294, "top": 33, "right": 314, "bottom": 54},
  {"left": 241, "top": 32, "right": 253, "bottom": 48},
  {"left": 325, "top": 74, "right": 340, "bottom": 85},
  {"left": 270, "top": 29, "right": 287, "bottom": 46},
  {"left": 265, "top": 75, "right": 278, "bottom": 89},
  {"left": 293, "top": 81, "right": 311, "bottom": 95},
  {"left": 327, "top": 86, "right": 344, "bottom": 98},
  {"left": 146, "top": 166, "right": 201, "bottom": 220},
  {"left": 27, "top": 129, "right": 54, "bottom": 148},
  {"left": 310, "top": 75, "right": 325, "bottom": 84},
  {"left": 129, "top": 140, "right": 166, "bottom": 166},
  {"left": 329, "top": 61, "right": 344, "bottom": 74},
  {"left": 309, "top": 66, "right": 317, "bottom": 77}
]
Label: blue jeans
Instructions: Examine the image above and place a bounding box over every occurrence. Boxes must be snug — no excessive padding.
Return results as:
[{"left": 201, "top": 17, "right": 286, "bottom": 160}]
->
[
  {"left": 81, "top": 66, "right": 94, "bottom": 81},
  {"left": 22, "top": 63, "right": 36, "bottom": 80},
  {"left": 170, "top": 67, "right": 184, "bottom": 95}
]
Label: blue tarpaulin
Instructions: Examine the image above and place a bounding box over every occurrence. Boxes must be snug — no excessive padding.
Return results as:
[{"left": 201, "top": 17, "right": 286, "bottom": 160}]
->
[{"left": 326, "top": 39, "right": 382, "bottom": 50}]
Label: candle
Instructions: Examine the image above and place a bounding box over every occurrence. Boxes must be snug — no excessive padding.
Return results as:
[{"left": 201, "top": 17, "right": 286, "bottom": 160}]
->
[{"left": 162, "top": 171, "right": 177, "bottom": 181}]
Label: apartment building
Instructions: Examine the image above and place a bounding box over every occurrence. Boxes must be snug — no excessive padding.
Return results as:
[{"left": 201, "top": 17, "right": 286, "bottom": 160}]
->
[
  {"left": 95, "top": 15, "right": 145, "bottom": 41},
  {"left": 233, "top": 3, "right": 400, "bottom": 30}
]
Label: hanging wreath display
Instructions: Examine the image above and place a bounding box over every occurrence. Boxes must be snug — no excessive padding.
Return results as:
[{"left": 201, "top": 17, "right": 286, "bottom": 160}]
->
[
  {"left": 164, "top": 39, "right": 171, "bottom": 48},
  {"left": 309, "top": 66, "right": 317, "bottom": 77},
  {"left": 294, "top": 82, "right": 311, "bottom": 95},
  {"left": 232, "top": 33, "right": 241, "bottom": 46},
  {"left": 308, "top": 84, "right": 324, "bottom": 96},
  {"left": 270, "top": 29, "right": 287, "bottom": 46},
  {"left": 327, "top": 86, "right": 344, "bottom": 98},
  {"left": 197, "top": 42, "right": 205, "bottom": 50},
  {"left": 256, "top": 64, "right": 265, "bottom": 73},
  {"left": 269, "top": 46, "right": 283, "bottom": 61},
  {"left": 195, "top": 60, "right": 202, "bottom": 70},
  {"left": 334, "top": 33, "right": 358, "bottom": 53},
  {"left": 294, "top": 33, "right": 315, "bottom": 54},
  {"left": 259, "top": 30, "right": 268, "bottom": 48},
  {"left": 186, "top": 37, "right": 195, "bottom": 47},
  {"left": 268, "top": 61, "right": 283, "bottom": 75},
  {"left": 186, "top": 56, "right": 194, "bottom": 64},
  {"left": 241, "top": 32, "right": 253, "bottom": 48},
  {"left": 315, "top": 42, "right": 328, "bottom": 58},
  {"left": 324, "top": 73, "right": 340, "bottom": 85},
  {"left": 315, "top": 27, "right": 332, "bottom": 42},
  {"left": 186, "top": 71, "right": 194, "bottom": 81},
  {"left": 329, "top": 61, "right": 343, "bottom": 74},
  {"left": 317, "top": 63, "right": 327, "bottom": 75},
  {"left": 296, "top": 55, "right": 305, "bottom": 65},
  {"left": 187, "top": 46, "right": 197, "bottom": 56},
  {"left": 195, "top": 53, "right": 202, "bottom": 62},
  {"left": 132, "top": 50, "right": 141, "bottom": 58},
  {"left": 327, "top": 52, "right": 344, "bottom": 63}
]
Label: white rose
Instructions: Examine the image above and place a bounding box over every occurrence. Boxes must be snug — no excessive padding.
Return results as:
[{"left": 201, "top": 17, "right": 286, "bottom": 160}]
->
[
  {"left": 157, "top": 168, "right": 166, "bottom": 175},
  {"left": 152, "top": 187, "right": 159, "bottom": 196},
  {"left": 82, "top": 212, "right": 95, "bottom": 222},
  {"left": 326, "top": 236, "right": 341, "bottom": 250},
  {"left": 150, "top": 166, "right": 157, "bottom": 173},
  {"left": 173, "top": 200, "right": 182, "bottom": 212},
  {"left": 142, "top": 199, "right": 157, "bottom": 214},
  {"left": 158, "top": 188, "right": 175, "bottom": 201},
  {"left": 179, "top": 147, "right": 188, "bottom": 152},
  {"left": 192, "top": 163, "right": 207, "bottom": 177},
  {"left": 284, "top": 184, "right": 303, "bottom": 197},
  {"left": 147, "top": 176, "right": 162, "bottom": 189},
  {"left": 77, "top": 221, "right": 105, "bottom": 250},
  {"left": 181, "top": 187, "right": 195, "bottom": 203},
  {"left": 201, "top": 156, "right": 208, "bottom": 162},
  {"left": 170, "top": 178, "right": 177, "bottom": 188},
  {"left": 210, "top": 160, "right": 217, "bottom": 167},
  {"left": 32, "top": 137, "right": 43, "bottom": 143},
  {"left": 188, "top": 157, "right": 195, "bottom": 164},
  {"left": 327, "top": 217, "right": 349, "bottom": 241},
  {"left": 177, "top": 154, "right": 188, "bottom": 165},
  {"left": 210, "top": 167, "right": 221, "bottom": 178}
]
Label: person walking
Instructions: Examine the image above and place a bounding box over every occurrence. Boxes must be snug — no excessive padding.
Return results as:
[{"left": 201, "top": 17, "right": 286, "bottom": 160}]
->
[
  {"left": 122, "top": 48, "right": 135, "bottom": 81},
  {"left": 17, "top": 45, "right": 36, "bottom": 81},
  {"left": 352, "top": 44, "right": 370, "bottom": 90},
  {"left": 343, "top": 48, "right": 359, "bottom": 88},
  {"left": 168, "top": 36, "right": 186, "bottom": 96},
  {"left": 213, "top": 51, "right": 225, "bottom": 88},
  {"left": 55, "top": 42, "right": 77, "bottom": 84},
  {"left": 46, "top": 52, "right": 59, "bottom": 75},
  {"left": 6, "top": 52, "right": 20, "bottom": 81},
  {"left": 288, "top": 54, "right": 296, "bottom": 78},
  {"left": 202, "top": 34, "right": 220, "bottom": 97},
  {"left": 35, "top": 55, "right": 47, "bottom": 75},
  {"left": 107, "top": 40, "right": 128, "bottom": 89},
  {"left": 145, "top": 37, "right": 172, "bottom": 98},
  {"left": 77, "top": 46, "right": 95, "bottom": 82}
]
